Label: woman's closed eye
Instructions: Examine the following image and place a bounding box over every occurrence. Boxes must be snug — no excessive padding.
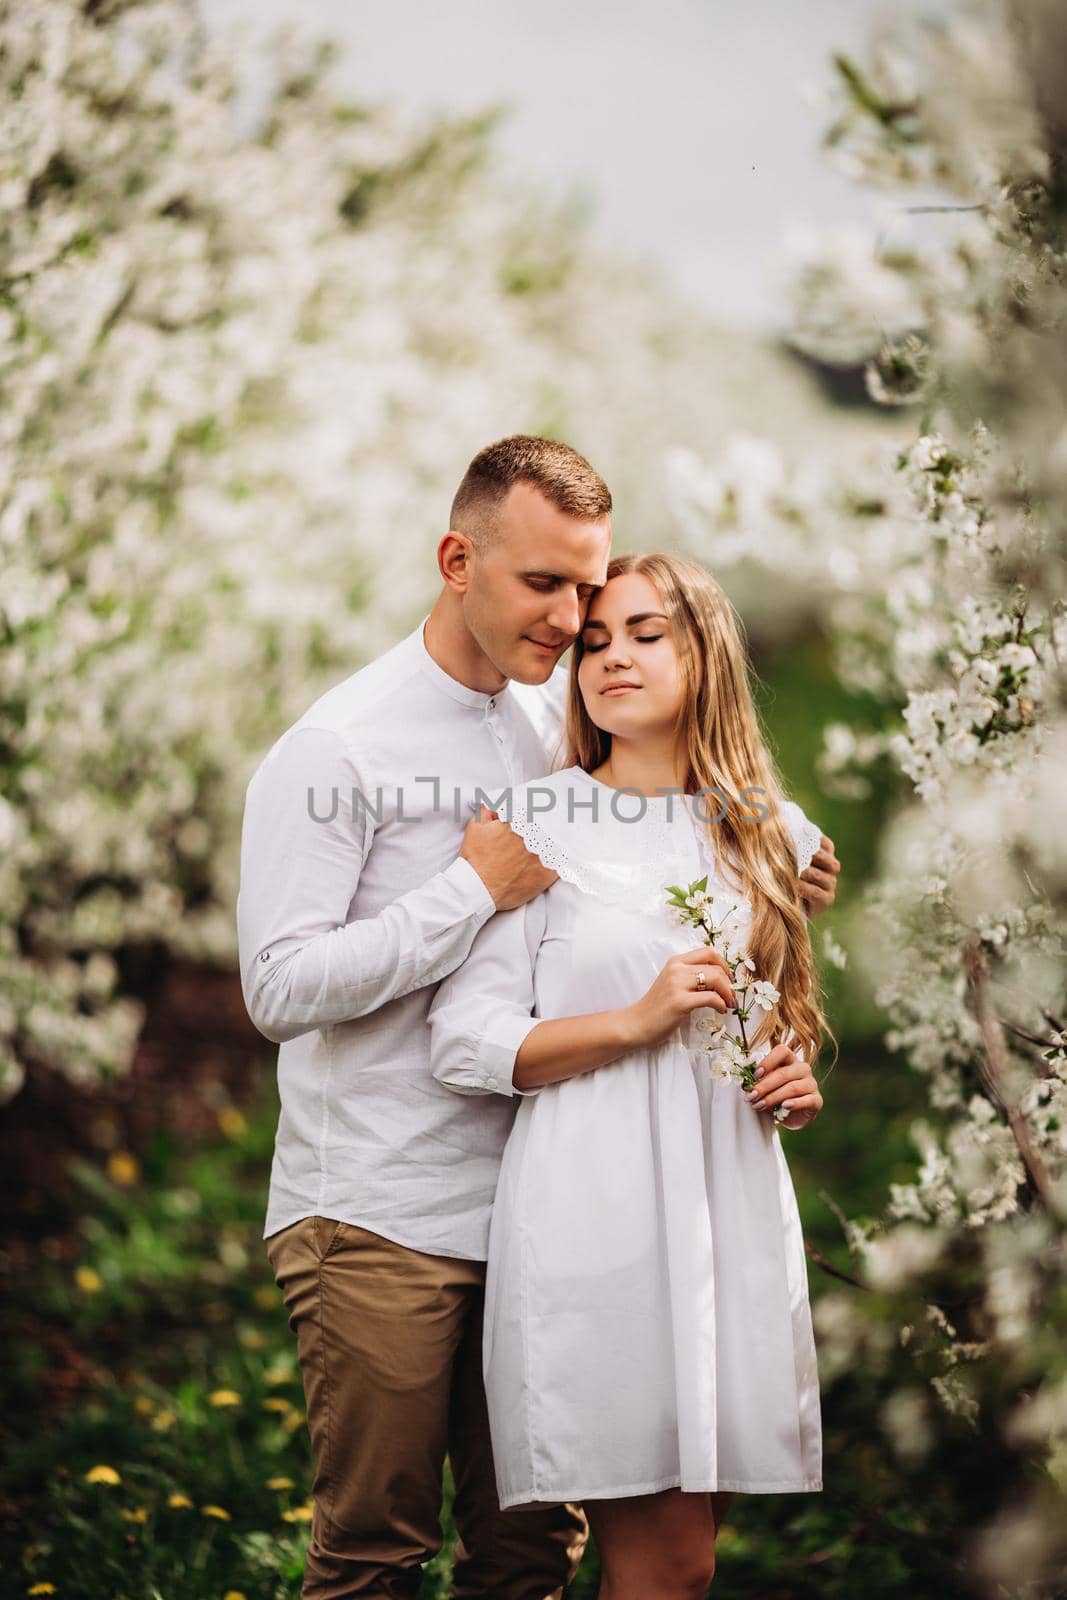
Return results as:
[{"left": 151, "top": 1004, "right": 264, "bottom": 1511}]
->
[{"left": 583, "top": 635, "right": 662, "bottom": 653}]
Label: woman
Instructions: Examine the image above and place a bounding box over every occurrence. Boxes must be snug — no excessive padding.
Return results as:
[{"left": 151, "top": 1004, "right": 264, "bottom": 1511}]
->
[{"left": 428, "top": 552, "right": 835, "bottom": 1599}]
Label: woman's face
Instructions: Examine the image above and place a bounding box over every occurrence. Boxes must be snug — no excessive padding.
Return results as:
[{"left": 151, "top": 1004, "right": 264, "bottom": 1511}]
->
[{"left": 577, "top": 571, "right": 691, "bottom": 739}]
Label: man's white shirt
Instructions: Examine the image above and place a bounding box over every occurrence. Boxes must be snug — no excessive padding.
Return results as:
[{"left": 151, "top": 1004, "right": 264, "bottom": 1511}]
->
[{"left": 237, "top": 614, "right": 567, "bottom": 1259}]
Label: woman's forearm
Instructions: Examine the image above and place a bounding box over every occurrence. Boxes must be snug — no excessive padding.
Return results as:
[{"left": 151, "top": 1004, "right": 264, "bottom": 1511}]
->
[{"left": 513, "top": 1007, "right": 640, "bottom": 1091}]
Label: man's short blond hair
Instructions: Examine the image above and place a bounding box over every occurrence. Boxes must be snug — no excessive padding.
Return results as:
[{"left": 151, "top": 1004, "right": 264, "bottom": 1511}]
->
[{"left": 450, "top": 435, "right": 612, "bottom": 550}]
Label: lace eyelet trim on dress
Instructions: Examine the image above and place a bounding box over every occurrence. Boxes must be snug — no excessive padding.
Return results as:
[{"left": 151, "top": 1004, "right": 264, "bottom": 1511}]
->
[
  {"left": 505, "top": 792, "right": 820, "bottom": 917},
  {"left": 779, "top": 799, "right": 822, "bottom": 875},
  {"left": 506, "top": 803, "right": 690, "bottom": 920}
]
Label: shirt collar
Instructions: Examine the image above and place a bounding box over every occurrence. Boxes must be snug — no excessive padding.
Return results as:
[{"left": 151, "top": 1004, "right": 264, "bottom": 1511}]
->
[{"left": 413, "top": 614, "right": 510, "bottom": 709}]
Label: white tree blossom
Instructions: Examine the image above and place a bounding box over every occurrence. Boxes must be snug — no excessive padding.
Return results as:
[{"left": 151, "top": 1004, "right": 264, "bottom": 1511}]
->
[
  {"left": 0, "top": 0, "right": 826, "bottom": 1102},
  {"left": 671, "top": 0, "right": 1067, "bottom": 1588}
]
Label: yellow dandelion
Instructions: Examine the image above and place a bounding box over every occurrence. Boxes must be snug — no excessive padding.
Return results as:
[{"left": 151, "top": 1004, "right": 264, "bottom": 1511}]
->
[
  {"left": 121, "top": 1506, "right": 149, "bottom": 1524},
  {"left": 252, "top": 1286, "right": 278, "bottom": 1310},
  {"left": 223, "top": 1592, "right": 248, "bottom": 1600},
  {"left": 217, "top": 1106, "right": 247, "bottom": 1138},
  {"left": 262, "top": 1397, "right": 291, "bottom": 1414},
  {"left": 264, "top": 1367, "right": 293, "bottom": 1386},
  {"left": 282, "top": 1409, "right": 305, "bottom": 1433},
  {"left": 151, "top": 1409, "right": 176, "bottom": 1432},
  {"left": 75, "top": 1266, "right": 103, "bottom": 1294},
  {"left": 168, "top": 1493, "right": 193, "bottom": 1509},
  {"left": 238, "top": 1328, "right": 266, "bottom": 1351},
  {"left": 282, "top": 1503, "right": 313, "bottom": 1523},
  {"left": 208, "top": 1389, "right": 241, "bottom": 1408},
  {"left": 265, "top": 1476, "right": 294, "bottom": 1490},
  {"left": 107, "top": 1150, "right": 140, "bottom": 1187},
  {"left": 200, "top": 1504, "right": 231, "bottom": 1521},
  {"left": 27, "top": 1585, "right": 57, "bottom": 1596},
  {"left": 133, "top": 1395, "right": 154, "bottom": 1417},
  {"left": 84, "top": 1465, "right": 121, "bottom": 1486}
]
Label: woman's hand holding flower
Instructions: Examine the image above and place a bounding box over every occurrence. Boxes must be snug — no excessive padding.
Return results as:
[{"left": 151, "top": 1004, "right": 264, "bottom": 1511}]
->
[
  {"left": 744, "top": 1042, "right": 823, "bottom": 1130},
  {"left": 625, "top": 948, "right": 738, "bottom": 1050}
]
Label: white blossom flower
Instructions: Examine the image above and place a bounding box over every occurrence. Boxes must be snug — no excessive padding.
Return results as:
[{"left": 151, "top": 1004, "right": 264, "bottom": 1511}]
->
[{"left": 2, "top": 0, "right": 756, "bottom": 1102}]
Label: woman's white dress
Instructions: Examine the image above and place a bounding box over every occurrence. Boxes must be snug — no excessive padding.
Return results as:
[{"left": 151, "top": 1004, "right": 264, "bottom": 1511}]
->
[{"left": 428, "top": 766, "right": 823, "bottom": 1508}]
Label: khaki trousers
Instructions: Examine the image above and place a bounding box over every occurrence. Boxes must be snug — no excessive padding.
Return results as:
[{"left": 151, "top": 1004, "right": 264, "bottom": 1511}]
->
[{"left": 265, "top": 1217, "right": 588, "bottom": 1599}]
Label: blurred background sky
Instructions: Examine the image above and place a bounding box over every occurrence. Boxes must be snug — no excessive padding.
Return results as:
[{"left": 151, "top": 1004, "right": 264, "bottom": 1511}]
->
[{"left": 210, "top": 0, "right": 903, "bottom": 329}]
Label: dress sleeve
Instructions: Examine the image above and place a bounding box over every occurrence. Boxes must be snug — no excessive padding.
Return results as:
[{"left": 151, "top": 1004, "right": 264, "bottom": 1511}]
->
[
  {"left": 428, "top": 893, "right": 548, "bottom": 1099},
  {"left": 778, "top": 799, "right": 823, "bottom": 875}
]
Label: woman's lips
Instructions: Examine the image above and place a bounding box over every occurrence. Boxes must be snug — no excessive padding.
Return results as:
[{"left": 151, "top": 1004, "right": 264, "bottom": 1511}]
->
[{"left": 601, "top": 684, "right": 640, "bottom": 696}]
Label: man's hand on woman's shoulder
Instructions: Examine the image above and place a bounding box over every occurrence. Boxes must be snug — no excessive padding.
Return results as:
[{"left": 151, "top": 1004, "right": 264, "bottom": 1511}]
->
[{"left": 459, "top": 807, "right": 558, "bottom": 912}]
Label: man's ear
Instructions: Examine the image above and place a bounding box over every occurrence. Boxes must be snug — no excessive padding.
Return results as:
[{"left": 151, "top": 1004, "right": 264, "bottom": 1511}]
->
[{"left": 438, "top": 531, "right": 473, "bottom": 593}]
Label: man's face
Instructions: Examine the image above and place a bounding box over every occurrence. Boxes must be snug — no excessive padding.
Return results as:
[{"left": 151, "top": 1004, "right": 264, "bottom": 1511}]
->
[{"left": 462, "top": 481, "right": 612, "bottom": 684}]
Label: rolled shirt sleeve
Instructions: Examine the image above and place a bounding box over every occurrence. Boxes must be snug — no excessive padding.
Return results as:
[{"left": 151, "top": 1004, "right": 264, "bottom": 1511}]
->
[
  {"left": 237, "top": 725, "right": 497, "bottom": 1044},
  {"left": 428, "top": 893, "right": 548, "bottom": 1098}
]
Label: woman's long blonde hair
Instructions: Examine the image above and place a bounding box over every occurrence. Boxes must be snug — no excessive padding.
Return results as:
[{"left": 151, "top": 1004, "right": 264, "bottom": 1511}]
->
[{"left": 565, "top": 551, "right": 837, "bottom": 1074}]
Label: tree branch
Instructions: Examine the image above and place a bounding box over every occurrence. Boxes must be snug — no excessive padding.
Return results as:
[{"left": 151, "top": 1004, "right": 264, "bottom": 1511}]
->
[
  {"left": 964, "top": 941, "right": 1056, "bottom": 1209},
  {"left": 805, "top": 1239, "right": 869, "bottom": 1289},
  {"left": 819, "top": 1187, "right": 860, "bottom": 1266}
]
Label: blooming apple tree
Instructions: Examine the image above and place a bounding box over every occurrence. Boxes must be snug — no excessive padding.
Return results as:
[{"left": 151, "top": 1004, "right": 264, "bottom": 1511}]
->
[
  {"left": 669, "top": 0, "right": 1067, "bottom": 1588},
  {"left": 0, "top": 0, "right": 748, "bottom": 1103}
]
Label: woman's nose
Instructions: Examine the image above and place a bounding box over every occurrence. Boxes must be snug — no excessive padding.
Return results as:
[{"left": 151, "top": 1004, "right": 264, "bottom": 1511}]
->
[{"left": 602, "top": 636, "right": 632, "bottom": 668}]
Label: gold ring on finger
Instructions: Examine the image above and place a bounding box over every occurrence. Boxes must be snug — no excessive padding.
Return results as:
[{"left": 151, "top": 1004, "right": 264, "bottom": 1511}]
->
[{"left": 695, "top": 971, "right": 706, "bottom": 990}]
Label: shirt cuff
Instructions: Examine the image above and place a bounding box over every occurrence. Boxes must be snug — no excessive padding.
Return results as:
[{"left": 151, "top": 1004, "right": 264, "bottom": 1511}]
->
[
  {"left": 475, "top": 1013, "right": 542, "bottom": 1097},
  {"left": 441, "top": 854, "right": 497, "bottom": 923}
]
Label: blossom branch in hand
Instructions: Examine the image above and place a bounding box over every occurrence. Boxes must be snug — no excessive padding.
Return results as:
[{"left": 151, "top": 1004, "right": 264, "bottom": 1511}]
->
[{"left": 665, "top": 875, "right": 791, "bottom": 1125}]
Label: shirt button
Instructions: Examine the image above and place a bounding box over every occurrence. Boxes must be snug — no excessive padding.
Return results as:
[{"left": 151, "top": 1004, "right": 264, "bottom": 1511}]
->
[
  {"left": 260, "top": 950, "right": 271, "bottom": 962},
  {"left": 487, "top": 697, "right": 496, "bottom": 711},
  {"left": 485, "top": 1074, "right": 498, "bottom": 1089}
]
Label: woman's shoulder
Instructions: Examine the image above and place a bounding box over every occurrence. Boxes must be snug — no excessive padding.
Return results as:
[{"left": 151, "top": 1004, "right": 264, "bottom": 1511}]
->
[
  {"left": 507, "top": 765, "right": 594, "bottom": 818},
  {"left": 501, "top": 768, "right": 602, "bottom": 897},
  {"left": 504, "top": 767, "right": 700, "bottom": 916},
  {"left": 514, "top": 762, "right": 588, "bottom": 790}
]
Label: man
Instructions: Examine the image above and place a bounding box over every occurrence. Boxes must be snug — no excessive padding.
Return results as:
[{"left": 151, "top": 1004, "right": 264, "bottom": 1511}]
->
[{"left": 237, "top": 435, "right": 840, "bottom": 1599}]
